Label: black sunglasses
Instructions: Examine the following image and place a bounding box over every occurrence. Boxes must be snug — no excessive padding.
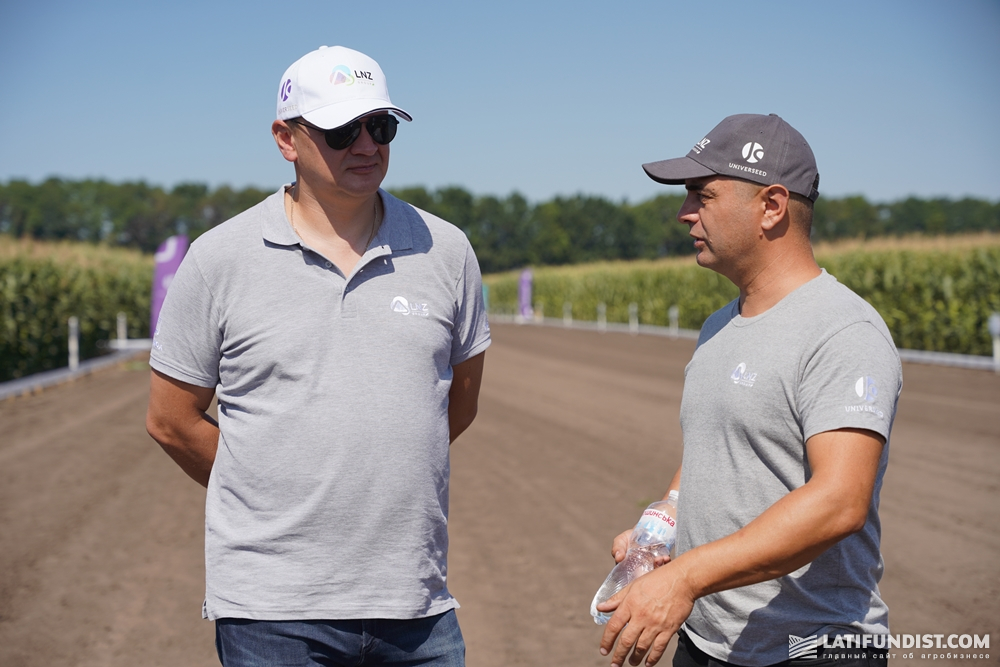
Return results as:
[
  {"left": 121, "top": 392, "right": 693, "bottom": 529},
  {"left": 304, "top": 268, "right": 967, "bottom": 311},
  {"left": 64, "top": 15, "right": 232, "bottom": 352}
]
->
[{"left": 293, "top": 114, "right": 398, "bottom": 150}]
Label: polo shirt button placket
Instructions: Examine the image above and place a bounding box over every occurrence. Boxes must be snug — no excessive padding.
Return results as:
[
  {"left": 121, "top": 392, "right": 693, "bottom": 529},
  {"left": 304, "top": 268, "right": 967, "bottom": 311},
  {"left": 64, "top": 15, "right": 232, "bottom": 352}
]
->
[{"left": 340, "top": 285, "right": 358, "bottom": 319}]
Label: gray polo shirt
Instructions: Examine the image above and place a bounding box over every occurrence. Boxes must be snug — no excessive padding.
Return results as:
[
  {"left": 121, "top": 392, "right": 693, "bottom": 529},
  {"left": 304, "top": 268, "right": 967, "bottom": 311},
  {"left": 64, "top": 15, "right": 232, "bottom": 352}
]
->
[{"left": 150, "top": 187, "right": 491, "bottom": 621}]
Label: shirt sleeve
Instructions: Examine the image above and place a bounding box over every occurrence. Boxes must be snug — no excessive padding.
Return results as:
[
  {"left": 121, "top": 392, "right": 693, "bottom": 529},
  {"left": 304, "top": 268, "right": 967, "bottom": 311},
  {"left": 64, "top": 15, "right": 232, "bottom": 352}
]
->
[
  {"left": 449, "top": 240, "right": 492, "bottom": 366},
  {"left": 148, "top": 248, "right": 222, "bottom": 388},
  {"left": 797, "top": 321, "right": 902, "bottom": 442}
]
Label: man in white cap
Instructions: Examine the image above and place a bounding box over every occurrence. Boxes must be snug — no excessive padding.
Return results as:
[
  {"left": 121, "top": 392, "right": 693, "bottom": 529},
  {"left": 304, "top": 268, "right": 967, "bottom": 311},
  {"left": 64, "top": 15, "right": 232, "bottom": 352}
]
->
[
  {"left": 146, "top": 45, "right": 490, "bottom": 666},
  {"left": 597, "top": 115, "right": 901, "bottom": 667}
]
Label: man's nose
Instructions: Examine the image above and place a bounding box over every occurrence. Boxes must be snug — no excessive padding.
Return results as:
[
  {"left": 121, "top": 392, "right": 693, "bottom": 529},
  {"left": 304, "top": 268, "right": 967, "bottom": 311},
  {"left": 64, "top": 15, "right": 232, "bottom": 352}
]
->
[
  {"left": 677, "top": 192, "right": 699, "bottom": 224},
  {"left": 350, "top": 123, "right": 378, "bottom": 154}
]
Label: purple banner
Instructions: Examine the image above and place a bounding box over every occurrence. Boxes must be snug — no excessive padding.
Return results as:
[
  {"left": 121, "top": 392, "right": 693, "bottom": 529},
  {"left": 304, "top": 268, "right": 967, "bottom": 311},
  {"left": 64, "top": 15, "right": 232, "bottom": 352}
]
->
[
  {"left": 151, "top": 234, "right": 189, "bottom": 334},
  {"left": 519, "top": 269, "right": 533, "bottom": 318}
]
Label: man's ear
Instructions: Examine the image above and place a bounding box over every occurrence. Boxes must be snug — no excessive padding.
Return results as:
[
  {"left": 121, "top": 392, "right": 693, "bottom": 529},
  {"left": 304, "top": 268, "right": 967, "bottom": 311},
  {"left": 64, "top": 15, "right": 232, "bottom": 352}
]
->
[
  {"left": 760, "top": 184, "right": 790, "bottom": 231},
  {"left": 272, "top": 120, "right": 298, "bottom": 163}
]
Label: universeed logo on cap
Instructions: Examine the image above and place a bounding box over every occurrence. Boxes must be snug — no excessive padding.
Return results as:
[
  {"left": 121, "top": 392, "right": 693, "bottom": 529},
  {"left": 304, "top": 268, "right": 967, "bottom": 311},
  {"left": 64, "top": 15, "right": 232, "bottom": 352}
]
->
[
  {"left": 742, "top": 142, "right": 764, "bottom": 164},
  {"left": 278, "top": 78, "right": 297, "bottom": 115}
]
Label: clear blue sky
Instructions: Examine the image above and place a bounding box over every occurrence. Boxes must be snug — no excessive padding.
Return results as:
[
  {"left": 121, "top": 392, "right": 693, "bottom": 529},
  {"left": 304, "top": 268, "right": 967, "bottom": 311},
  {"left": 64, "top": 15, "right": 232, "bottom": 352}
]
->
[{"left": 1, "top": 0, "right": 998, "bottom": 204}]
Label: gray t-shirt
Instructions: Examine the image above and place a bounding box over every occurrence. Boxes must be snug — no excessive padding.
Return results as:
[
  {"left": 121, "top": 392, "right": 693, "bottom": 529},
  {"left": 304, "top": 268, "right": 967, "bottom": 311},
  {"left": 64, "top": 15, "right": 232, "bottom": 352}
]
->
[
  {"left": 677, "top": 270, "right": 901, "bottom": 666},
  {"left": 149, "top": 187, "right": 491, "bottom": 621}
]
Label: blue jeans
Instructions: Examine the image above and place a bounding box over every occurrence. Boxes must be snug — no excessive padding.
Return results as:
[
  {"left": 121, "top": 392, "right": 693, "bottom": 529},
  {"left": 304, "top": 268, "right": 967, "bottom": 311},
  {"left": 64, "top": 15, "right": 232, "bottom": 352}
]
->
[{"left": 215, "top": 610, "right": 465, "bottom": 667}]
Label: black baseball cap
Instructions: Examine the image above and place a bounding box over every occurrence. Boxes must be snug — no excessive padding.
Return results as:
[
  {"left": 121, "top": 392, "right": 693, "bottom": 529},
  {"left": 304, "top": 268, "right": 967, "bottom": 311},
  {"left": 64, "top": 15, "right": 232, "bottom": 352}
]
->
[{"left": 642, "top": 114, "right": 820, "bottom": 201}]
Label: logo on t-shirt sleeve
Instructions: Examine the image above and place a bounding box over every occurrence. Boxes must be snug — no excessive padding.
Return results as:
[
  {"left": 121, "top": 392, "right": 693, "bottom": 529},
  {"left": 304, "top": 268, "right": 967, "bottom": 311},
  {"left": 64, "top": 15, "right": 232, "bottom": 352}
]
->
[
  {"left": 845, "top": 375, "right": 884, "bottom": 418},
  {"left": 855, "top": 376, "right": 878, "bottom": 403}
]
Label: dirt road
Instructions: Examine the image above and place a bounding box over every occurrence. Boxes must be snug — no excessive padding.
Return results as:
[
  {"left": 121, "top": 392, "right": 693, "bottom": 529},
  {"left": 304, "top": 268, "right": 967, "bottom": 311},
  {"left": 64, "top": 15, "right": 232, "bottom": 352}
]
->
[{"left": 1, "top": 323, "right": 997, "bottom": 666}]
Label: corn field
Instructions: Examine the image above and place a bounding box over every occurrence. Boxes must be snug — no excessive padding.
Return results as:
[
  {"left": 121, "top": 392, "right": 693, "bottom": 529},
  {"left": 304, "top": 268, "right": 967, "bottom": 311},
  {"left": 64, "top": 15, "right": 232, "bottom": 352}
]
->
[
  {"left": 484, "top": 234, "right": 1000, "bottom": 357},
  {"left": 3, "top": 234, "right": 999, "bottom": 384},
  {"left": 1, "top": 237, "right": 153, "bottom": 381}
]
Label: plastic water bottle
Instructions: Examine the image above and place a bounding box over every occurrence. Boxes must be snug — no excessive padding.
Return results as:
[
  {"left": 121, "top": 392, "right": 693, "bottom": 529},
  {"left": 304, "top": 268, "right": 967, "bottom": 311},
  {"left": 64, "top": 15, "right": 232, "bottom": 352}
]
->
[{"left": 590, "top": 490, "right": 679, "bottom": 625}]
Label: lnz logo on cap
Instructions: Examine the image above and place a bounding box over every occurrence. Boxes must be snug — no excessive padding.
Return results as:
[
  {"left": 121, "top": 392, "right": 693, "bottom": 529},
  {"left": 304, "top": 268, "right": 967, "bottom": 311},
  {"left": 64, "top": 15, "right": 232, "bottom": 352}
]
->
[{"left": 330, "top": 64, "right": 375, "bottom": 86}]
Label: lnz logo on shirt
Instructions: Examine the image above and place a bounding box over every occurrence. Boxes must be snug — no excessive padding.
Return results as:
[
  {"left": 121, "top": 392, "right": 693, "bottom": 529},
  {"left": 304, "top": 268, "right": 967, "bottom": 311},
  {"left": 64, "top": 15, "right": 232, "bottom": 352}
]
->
[{"left": 390, "top": 296, "right": 429, "bottom": 317}]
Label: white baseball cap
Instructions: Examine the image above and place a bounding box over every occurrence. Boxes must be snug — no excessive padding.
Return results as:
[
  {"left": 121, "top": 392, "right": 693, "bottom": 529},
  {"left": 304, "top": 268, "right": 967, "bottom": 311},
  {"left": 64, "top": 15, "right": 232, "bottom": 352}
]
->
[{"left": 276, "top": 45, "right": 412, "bottom": 130}]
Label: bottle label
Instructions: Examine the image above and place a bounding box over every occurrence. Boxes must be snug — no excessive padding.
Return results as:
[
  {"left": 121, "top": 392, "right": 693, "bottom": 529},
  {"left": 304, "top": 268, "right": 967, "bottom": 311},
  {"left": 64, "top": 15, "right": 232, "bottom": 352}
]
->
[{"left": 634, "top": 509, "right": 676, "bottom": 544}]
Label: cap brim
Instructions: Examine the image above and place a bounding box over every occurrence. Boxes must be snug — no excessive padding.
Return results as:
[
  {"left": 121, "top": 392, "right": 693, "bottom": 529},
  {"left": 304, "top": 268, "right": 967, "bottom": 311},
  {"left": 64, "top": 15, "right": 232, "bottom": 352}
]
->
[
  {"left": 303, "top": 99, "right": 412, "bottom": 130},
  {"left": 642, "top": 156, "right": 717, "bottom": 185}
]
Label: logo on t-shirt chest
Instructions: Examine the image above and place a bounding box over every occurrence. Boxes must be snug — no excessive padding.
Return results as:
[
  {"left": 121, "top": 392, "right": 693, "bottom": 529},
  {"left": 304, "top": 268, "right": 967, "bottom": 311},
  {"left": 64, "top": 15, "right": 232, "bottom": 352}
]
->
[
  {"left": 730, "top": 362, "right": 758, "bottom": 388},
  {"left": 390, "top": 295, "right": 429, "bottom": 317}
]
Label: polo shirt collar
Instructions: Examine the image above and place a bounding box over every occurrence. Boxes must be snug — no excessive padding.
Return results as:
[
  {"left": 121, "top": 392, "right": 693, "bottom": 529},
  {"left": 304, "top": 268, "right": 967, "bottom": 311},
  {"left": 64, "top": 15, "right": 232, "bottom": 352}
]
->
[
  {"left": 260, "top": 185, "right": 412, "bottom": 254},
  {"left": 260, "top": 185, "right": 299, "bottom": 247},
  {"left": 369, "top": 189, "right": 412, "bottom": 252}
]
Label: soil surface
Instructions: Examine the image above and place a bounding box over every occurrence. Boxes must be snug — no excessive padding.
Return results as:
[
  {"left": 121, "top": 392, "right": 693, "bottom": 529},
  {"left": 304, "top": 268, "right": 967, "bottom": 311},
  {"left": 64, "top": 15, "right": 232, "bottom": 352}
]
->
[{"left": 1, "top": 323, "right": 997, "bottom": 667}]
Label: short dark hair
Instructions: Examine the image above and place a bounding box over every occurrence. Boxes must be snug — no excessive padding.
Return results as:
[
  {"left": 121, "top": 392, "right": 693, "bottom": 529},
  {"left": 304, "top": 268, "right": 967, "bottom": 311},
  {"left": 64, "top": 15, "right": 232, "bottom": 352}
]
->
[{"left": 788, "top": 192, "right": 814, "bottom": 236}]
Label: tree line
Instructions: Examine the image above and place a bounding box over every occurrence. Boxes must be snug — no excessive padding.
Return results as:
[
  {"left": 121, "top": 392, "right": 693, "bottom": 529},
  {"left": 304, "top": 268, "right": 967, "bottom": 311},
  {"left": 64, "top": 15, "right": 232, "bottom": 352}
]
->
[{"left": 2, "top": 178, "right": 997, "bottom": 274}]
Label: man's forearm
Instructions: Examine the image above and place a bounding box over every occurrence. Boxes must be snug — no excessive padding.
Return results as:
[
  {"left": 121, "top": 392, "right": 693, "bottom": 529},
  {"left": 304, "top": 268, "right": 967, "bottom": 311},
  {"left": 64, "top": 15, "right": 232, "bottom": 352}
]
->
[
  {"left": 657, "top": 428, "right": 883, "bottom": 599},
  {"left": 448, "top": 353, "right": 485, "bottom": 443},
  {"left": 668, "top": 476, "right": 865, "bottom": 598},
  {"left": 148, "top": 412, "right": 219, "bottom": 487},
  {"left": 146, "top": 370, "right": 220, "bottom": 487}
]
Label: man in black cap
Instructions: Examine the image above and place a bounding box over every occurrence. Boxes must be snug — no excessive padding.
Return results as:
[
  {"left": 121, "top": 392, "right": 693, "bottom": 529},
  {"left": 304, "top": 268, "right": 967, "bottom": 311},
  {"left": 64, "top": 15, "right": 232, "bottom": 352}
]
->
[{"left": 596, "top": 114, "right": 901, "bottom": 667}]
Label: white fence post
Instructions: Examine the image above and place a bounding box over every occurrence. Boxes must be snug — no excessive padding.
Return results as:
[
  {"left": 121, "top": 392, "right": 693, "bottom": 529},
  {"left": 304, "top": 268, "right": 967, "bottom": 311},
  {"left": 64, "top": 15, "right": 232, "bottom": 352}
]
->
[
  {"left": 629, "top": 303, "right": 639, "bottom": 335},
  {"left": 597, "top": 303, "right": 607, "bottom": 333},
  {"left": 117, "top": 312, "right": 127, "bottom": 345},
  {"left": 668, "top": 305, "right": 679, "bottom": 338},
  {"left": 68, "top": 316, "right": 79, "bottom": 371}
]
